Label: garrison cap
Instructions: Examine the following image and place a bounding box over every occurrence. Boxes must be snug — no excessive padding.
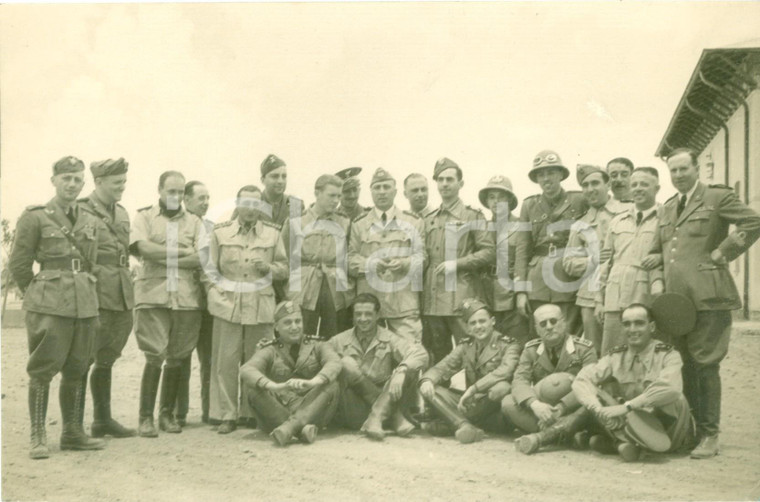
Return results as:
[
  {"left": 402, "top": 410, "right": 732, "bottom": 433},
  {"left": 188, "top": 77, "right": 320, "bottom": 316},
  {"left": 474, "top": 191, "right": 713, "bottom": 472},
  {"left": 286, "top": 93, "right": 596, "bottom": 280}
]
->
[
  {"left": 336, "top": 167, "right": 362, "bottom": 191},
  {"left": 651, "top": 293, "right": 696, "bottom": 337},
  {"left": 370, "top": 167, "right": 395, "bottom": 186},
  {"left": 529, "top": 150, "right": 570, "bottom": 183},
  {"left": 274, "top": 300, "right": 301, "bottom": 323},
  {"left": 53, "top": 156, "right": 85, "bottom": 175},
  {"left": 478, "top": 175, "right": 518, "bottom": 211},
  {"left": 261, "top": 154, "right": 286, "bottom": 177},
  {"left": 459, "top": 298, "right": 490, "bottom": 322},
  {"left": 90, "top": 158, "right": 128, "bottom": 178},
  {"left": 433, "top": 157, "right": 459, "bottom": 180},
  {"left": 576, "top": 164, "right": 608, "bottom": 185}
]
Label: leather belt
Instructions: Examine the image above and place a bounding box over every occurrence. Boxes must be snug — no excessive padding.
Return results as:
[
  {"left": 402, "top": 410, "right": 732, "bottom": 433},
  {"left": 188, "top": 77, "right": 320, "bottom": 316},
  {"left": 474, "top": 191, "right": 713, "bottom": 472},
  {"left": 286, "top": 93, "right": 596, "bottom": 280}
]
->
[
  {"left": 97, "top": 254, "right": 129, "bottom": 267},
  {"left": 41, "top": 257, "right": 91, "bottom": 273}
]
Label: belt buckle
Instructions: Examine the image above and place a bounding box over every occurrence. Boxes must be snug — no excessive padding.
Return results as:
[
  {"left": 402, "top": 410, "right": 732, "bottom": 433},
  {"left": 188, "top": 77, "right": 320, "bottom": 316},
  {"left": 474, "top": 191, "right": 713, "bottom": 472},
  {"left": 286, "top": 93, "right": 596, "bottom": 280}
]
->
[
  {"left": 71, "top": 258, "right": 81, "bottom": 273},
  {"left": 119, "top": 254, "right": 128, "bottom": 267},
  {"left": 548, "top": 243, "right": 557, "bottom": 258}
]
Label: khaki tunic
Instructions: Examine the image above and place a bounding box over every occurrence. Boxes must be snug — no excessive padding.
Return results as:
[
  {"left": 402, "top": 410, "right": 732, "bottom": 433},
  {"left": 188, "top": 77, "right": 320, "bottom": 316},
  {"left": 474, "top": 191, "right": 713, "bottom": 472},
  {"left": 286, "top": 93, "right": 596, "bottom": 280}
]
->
[
  {"left": 596, "top": 207, "right": 661, "bottom": 312},
  {"left": 573, "top": 339, "right": 684, "bottom": 410},
  {"left": 563, "top": 198, "right": 630, "bottom": 307},
  {"left": 79, "top": 192, "right": 134, "bottom": 311},
  {"left": 421, "top": 331, "right": 521, "bottom": 393},
  {"left": 329, "top": 326, "right": 428, "bottom": 385},
  {"left": 282, "top": 207, "right": 353, "bottom": 311},
  {"left": 349, "top": 207, "right": 426, "bottom": 319},
  {"left": 202, "top": 219, "right": 288, "bottom": 325},
  {"left": 514, "top": 190, "right": 587, "bottom": 303},
  {"left": 10, "top": 199, "right": 100, "bottom": 319},
  {"left": 130, "top": 205, "right": 203, "bottom": 310},
  {"left": 423, "top": 199, "right": 495, "bottom": 316}
]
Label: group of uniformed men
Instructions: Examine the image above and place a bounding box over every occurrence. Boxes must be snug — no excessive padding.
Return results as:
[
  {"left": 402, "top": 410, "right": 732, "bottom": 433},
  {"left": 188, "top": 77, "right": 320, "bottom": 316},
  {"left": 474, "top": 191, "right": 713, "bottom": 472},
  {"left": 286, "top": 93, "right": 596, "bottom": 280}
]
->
[{"left": 10, "top": 147, "right": 760, "bottom": 464}]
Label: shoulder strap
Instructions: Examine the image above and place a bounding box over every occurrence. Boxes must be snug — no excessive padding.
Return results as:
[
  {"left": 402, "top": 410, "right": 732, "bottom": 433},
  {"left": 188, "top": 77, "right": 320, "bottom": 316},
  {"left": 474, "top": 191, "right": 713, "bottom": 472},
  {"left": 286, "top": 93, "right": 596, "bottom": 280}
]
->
[{"left": 85, "top": 200, "right": 126, "bottom": 253}]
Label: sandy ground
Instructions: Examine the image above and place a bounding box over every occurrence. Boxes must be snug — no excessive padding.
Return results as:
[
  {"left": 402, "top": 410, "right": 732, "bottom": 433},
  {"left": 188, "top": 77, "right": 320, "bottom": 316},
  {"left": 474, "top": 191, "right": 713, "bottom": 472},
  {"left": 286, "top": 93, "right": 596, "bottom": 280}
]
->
[{"left": 2, "top": 311, "right": 760, "bottom": 501}]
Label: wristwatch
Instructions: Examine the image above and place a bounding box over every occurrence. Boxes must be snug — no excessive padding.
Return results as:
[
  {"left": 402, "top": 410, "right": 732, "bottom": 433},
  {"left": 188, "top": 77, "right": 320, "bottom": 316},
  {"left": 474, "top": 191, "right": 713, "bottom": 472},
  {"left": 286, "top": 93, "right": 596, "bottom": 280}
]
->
[{"left": 624, "top": 401, "right": 633, "bottom": 412}]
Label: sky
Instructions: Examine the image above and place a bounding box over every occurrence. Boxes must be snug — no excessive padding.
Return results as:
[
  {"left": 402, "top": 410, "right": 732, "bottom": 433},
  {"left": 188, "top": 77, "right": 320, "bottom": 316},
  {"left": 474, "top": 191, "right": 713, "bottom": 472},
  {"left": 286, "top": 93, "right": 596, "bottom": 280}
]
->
[{"left": 2, "top": 2, "right": 760, "bottom": 225}]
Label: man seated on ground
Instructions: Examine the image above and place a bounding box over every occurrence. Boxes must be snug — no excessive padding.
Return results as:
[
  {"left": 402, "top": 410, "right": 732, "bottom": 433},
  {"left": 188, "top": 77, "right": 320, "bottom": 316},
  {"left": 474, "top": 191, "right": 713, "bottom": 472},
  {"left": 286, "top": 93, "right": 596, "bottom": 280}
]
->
[
  {"left": 572, "top": 303, "right": 695, "bottom": 461},
  {"left": 418, "top": 299, "right": 521, "bottom": 444},
  {"left": 240, "top": 301, "right": 341, "bottom": 447},
  {"left": 503, "top": 304, "right": 597, "bottom": 455},
  {"left": 329, "top": 293, "right": 429, "bottom": 440}
]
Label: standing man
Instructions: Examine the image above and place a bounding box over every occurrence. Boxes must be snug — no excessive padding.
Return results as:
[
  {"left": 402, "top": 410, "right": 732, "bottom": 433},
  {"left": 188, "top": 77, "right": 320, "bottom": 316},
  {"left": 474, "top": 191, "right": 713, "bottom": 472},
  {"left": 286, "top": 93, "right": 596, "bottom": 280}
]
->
[
  {"left": 419, "top": 299, "right": 521, "bottom": 444},
  {"left": 10, "top": 156, "right": 105, "bottom": 459},
  {"left": 595, "top": 167, "right": 662, "bottom": 354},
  {"left": 606, "top": 157, "right": 634, "bottom": 203},
  {"left": 349, "top": 168, "right": 426, "bottom": 342},
  {"left": 563, "top": 164, "right": 629, "bottom": 353},
  {"left": 130, "top": 171, "right": 203, "bottom": 437},
  {"left": 283, "top": 174, "right": 353, "bottom": 339},
  {"left": 175, "top": 180, "right": 213, "bottom": 425},
  {"left": 202, "top": 185, "right": 288, "bottom": 433},
  {"left": 423, "top": 158, "right": 495, "bottom": 363},
  {"left": 403, "top": 173, "right": 435, "bottom": 219},
  {"left": 515, "top": 150, "right": 587, "bottom": 336},
  {"left": 240, "top": 301, "right": 342, "bottom": 446},
  {"left": 336, "top": 167, "right": 369, "bottom": 220},
  {"left": 78, "top": 158, "right": 135, "bottom": 438},
  {"left": 329, "top": 293, "right": 428, "bottom": 440},
  {"left": 573, "top": 303, "right": 695, "bottom": 462},
  {"left": 478, "top": 175, "right": 531, "bottom": 345},
  {"left": 648, "top": 147, "right": 760, "bottom": 458},
  {"left": 503, "top": 304, "right": 597, "bottom": 455}
]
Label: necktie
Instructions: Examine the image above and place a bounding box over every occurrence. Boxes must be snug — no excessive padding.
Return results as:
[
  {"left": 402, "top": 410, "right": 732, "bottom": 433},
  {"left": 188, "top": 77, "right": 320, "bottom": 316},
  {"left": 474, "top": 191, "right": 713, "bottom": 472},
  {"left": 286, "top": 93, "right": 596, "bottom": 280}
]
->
[
  {"left": 549, "top": 348, "right": 559, "bottom": 367},
  {"left": 289, "top": 344, "right": 300, "bottom": 362},
  {"left": 636, "top": 211, "right": 643, "bottom": 226},
  {"left": 66, "top": 208, "right": 76, "bottom": 225},
  {"left": 677, "top": 194, "right": 687, "bottom": 217},
  {"left": 381, "top": 212, "right": 387, "bottom": 226}
]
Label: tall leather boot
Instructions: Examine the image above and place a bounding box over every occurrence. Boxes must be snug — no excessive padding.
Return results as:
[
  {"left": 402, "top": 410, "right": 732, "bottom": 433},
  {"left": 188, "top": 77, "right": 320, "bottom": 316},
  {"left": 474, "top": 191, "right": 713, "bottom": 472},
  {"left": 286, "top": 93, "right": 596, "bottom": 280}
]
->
[
  {"left": 174, "top": 356, "right": 191, "bottom": 426},
  {"left": 60, "top": 377, "right": 105, "bottom": 451},
  {"left": 271, "top": 382, "right": 338, "bottom": 447},
  {"left": 159, "top": 365, "right": 182, "bottom": 433},
  {"left": 360, "top": 391, "right": 394, "bottom": 440},
  {"left": 90, "top": 367, "right": 136, "bottom": 438},
  {"left": 78, "top": 370, "right": 89, "bottom": 429},
  {"left": 427, "top": 392, "right": 484, "bottom": 444},
  {"left": 138, "top": 364, "right": 162, "bottom": 438},
  {"left": 516, "top": 407, "right": 589, "bottom": 455},
  {"left": 29, "top": 379, "right": 50, "bottom": 459}
]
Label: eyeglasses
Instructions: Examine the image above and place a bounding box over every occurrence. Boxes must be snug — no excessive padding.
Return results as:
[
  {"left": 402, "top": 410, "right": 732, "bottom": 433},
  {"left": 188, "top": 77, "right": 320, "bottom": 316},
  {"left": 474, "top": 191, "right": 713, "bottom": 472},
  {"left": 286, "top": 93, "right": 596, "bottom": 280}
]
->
[{"left": 538, "top": 317, "right": 560, "bottom": 328}]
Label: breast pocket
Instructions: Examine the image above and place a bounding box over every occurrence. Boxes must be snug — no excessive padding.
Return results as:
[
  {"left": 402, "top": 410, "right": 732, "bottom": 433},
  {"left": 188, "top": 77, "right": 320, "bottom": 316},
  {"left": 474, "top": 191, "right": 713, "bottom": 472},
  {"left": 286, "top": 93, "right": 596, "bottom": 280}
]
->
[
  {"left": 39, "top": 228, "right": 69, "bottom": 257},
  {"left": 686, "top": 210, "right": 711, "bottom": 237},
  {"left": 219, "top": 243, "right": 244, "bottom": 269},
  {"left": 659, "top": 221, "right": 674, "bottom": 243}
]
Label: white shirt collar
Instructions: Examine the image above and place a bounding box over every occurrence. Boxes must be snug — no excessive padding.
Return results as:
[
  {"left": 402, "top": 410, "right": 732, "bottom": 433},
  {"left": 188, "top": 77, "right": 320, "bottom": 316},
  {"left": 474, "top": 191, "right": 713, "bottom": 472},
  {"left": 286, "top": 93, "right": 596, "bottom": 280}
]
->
[{"left": 681, "top": 182, "right": 699, "bottom": 205}]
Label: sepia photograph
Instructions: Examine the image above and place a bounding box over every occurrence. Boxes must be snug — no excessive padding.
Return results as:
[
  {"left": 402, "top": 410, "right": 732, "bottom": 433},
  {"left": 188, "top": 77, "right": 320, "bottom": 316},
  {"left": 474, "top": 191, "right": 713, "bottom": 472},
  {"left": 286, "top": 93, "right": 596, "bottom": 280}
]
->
[{"left": 1, "top": 2, "right": 760, "bottom": 500}]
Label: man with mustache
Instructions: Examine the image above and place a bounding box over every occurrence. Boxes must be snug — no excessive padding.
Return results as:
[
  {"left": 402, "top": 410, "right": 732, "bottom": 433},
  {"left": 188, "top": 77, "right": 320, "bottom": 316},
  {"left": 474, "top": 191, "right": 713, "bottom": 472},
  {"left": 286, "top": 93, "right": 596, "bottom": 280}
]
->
[
  {"left": 606, "top": 157, "right": 634, "bottom": 203},
  {"left": 336, "top": 167, "right": 370, "bottom": 221}
]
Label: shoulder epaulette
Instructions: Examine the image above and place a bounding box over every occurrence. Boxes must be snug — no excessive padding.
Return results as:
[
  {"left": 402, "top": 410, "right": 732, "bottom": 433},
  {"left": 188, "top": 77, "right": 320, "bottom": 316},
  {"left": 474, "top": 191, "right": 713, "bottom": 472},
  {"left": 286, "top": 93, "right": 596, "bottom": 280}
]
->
[
  {"left": 610, "top": 344, "right": 628, "bottom": 353},
  {"left": 665, "top": 193, "right": 679, "bottom": 203},
  {"left": 304, "top": 335, "right": 324, "bottom": 343},
  {"left": 352, "top": 212, "right": 369, "bottom": 223},
  {"left": 137, "top": 205, "right": 152, "bottom": 212},
  {"left": 525, "top": 338, "right": 541, "bottom": 348},
  {"left": 24, "top": 204, "right": 45, "bottom": 212},
  {"left": 425, "top": 207, "right": 441, "bottom": 218},
  {"left": 572, "top": 336, "right": 594, "bottom": 347},
  {"left": 460, "top": 336, "right": 474, "bottom": 345},
  {"left": 214, "top": 220, "right": 234, "bottom": 230},
  {"left": 402, "top": 210, "right": 421, "bottom": 220},
  {"left": 498, "top": 333, "right": 517, "bottom": 344},
  {"left": 465, "top": 205, "right": 483, "bottom": 214},
  {"left": 257, "top": 338, "right": 278, "bottom": 349},
  {"left": 654, "top": 342, "right": 674, "bottom": 352},
  {"left": 708, "top": 184, "right": 731, "bottom": 190},
  {"left": 116, "top": 202, "right": 126, "bottom": 210},
  {"left": 77, "top": 197, "right": 90, "bottom": 203},
  {"left": 262, "top": 220, "right": 282, "bottom": 230}
]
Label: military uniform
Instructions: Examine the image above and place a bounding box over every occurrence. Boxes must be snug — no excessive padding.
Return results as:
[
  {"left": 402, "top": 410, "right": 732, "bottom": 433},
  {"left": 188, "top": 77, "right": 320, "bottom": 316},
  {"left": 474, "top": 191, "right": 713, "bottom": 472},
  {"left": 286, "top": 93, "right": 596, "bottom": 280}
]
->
[
  {"left": 336, "top": 203, "right": 369, "bottom": 221},
  {"left": 9, "top": 156, "right": 104, "bottom": 458},
  {"left": 423, "top": 198, "right": 495, "bottom": 361},
  {"left": 573, "top": 340, "right": 695, "bottom": 453},
  {"left": 596, "top": 206, "right": 661, "bottom": 354},
  {"left": 649, "top": 182, "right": 760, "bottom": 441},
  {"left": 201, "top": 218, "right": 288, "bottom": 424},
  {"left": 419, "top": 328, "right": 520, "bottom": 441},
  {"left": 240, "top": 334, "right": 341, "bottom": 442},
  {"left": 282, "top": 206, "right": 353, "bottom": 339},
  {"left": 78, "top": 175, "right": 136, "bottom": 437},
  {"left": 504, "top": 335, "right": 597, "bottom": 433},
  {"left": 350, "top": 206, "right": 426, "bottom": 342},
  {"left": 329, "top": 326, "right": 428, "bottom": 433},
  {"left": 563, "top": 195, "right": 630, "bottom": 351},
  {"left": 131, "top": 201, "right": 204, "bottom": 434}
]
